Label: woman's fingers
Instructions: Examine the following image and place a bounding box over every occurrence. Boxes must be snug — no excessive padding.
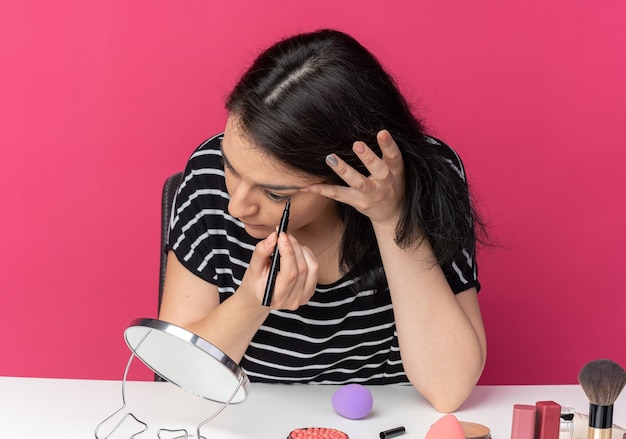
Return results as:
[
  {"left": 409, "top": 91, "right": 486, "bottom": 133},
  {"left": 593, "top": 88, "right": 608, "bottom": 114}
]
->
[
  {"left": 326, "top": 151, "right": 369, "bottom": 191},
  {"left": 304, "top": 130, "right": 405, "bottom": 225},
  {"left": 376, "top": 129, "right": 404, "bottom": 172},
  {"left": 279, "top": 235, "right": 318, "bottom": 309},
  {"left": 264, "top": 233, "right": 318, "bottom": 310},
  {"left": 348, "top": 130, "right": 402, "bottom": 181},
  {"left": 248, "top": 232, "right": 278, "bottom": 274}
]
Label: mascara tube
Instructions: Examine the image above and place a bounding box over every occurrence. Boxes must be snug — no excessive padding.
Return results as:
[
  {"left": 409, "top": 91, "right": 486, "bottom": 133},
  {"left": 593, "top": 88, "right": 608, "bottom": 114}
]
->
[{"left": 261, "top": 199, "right": 290, "bottom": 306}]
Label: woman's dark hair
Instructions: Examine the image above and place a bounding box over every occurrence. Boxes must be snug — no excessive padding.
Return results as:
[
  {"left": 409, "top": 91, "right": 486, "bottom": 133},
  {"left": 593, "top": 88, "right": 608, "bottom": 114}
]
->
[{"left": 226, "top": 29, "right": 482, "bottom": 289}]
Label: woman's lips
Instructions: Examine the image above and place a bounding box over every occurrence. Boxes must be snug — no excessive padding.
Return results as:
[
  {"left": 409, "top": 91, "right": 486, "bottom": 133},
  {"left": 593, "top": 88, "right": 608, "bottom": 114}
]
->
[{"left": 242, "top": 222, "right": 267, "bottom": 231}]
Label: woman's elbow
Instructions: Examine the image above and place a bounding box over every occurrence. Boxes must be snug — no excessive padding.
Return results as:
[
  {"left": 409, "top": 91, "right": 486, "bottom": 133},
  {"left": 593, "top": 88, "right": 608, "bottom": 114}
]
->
[
  {"left": 410, "top": 362, "right": 486, "bottom": 413},
  {"left": 424, "top": 386, "right": 475, "bottom": 413}
]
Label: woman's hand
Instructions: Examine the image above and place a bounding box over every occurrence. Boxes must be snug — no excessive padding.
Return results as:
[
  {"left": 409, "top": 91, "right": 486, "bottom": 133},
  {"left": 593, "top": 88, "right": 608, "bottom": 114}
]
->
[
  {"left": 242, "top": 231, "right": 319, "bottom": 310},
  {"left": 302, "top": 129, "right": 406, "bottom": 228},
  {"left": 160, "top": 232, "right": 319, "bottom": 363}
]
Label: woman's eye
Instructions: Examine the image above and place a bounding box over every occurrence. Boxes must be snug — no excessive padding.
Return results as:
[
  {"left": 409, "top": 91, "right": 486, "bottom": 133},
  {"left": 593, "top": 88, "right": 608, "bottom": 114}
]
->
[
  {"left": 266, "top": 191, "right": 289, "bottom": 202},
  {"left": 223, "top": 160, "right": 235, "bottom": 174}
]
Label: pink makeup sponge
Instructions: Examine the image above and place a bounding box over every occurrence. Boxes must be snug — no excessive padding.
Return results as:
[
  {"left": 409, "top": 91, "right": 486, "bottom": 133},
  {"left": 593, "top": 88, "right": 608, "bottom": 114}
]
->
[
  {"left": 425, "top": 414, "right": 465, "bottom": 439},
  {"left": 331, "top": 384, "right": 373, "bottom": 419}
]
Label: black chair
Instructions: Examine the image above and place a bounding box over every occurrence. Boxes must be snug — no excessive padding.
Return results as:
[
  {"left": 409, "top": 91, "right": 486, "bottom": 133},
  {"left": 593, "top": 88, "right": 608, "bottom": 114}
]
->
[
  {"left": 155, "top": 172, "right": 183, "bottom": 382},
  {"left": 158, "top": 172, "right": 183, "bottom": 311}
]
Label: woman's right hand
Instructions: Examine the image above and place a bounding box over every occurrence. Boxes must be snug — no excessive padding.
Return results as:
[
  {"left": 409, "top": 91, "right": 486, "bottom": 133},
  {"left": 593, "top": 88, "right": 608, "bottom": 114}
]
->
[
  {"left": 242, "top": 231, "right": 319, "bottom": 310},
  {"left": 160, "top": 232, "right": 318, "bottom": 363}
]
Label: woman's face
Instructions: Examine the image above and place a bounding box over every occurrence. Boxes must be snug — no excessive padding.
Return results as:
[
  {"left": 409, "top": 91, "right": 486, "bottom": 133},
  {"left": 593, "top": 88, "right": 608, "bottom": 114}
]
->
[{"left": 221, "top": 115, "right": 337, "bottom": 240}]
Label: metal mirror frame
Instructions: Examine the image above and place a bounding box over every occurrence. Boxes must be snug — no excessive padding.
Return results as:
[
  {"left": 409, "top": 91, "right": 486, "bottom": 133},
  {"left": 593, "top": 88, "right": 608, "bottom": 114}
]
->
[
  {"left": 95, "top": 318, "right": 250, "bottom": 439},
  {"left": 124, "top": 318, "right": 250, "bottom": 404}
]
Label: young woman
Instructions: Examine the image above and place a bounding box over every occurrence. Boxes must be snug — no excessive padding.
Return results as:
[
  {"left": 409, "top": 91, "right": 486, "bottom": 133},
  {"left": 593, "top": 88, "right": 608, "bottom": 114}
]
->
[{"left": 159, "top": 29, "right": 487, "bottom": 413}]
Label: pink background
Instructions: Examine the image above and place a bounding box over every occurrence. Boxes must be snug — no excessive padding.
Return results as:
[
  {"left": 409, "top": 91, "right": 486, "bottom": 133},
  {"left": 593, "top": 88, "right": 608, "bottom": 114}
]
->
[{"left": 1, "top": 1, "right": 625, "bottom": 384}]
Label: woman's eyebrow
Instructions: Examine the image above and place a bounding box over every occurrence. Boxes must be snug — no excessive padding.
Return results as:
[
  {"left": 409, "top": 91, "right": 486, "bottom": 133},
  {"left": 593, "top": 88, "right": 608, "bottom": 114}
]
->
[
  {"left": 263, "top": 182, "right": 304, "bottom": 191},
  {"left": 220, "top": 142, "right": 304, "bottom": 191},
  {"left": 220, "top": 147, "right": 239, "bottom": 175}
]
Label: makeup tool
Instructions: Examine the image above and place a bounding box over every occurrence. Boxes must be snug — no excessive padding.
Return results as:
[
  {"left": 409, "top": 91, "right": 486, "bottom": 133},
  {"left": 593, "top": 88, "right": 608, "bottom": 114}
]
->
[
  {"left": 578, "top": 359, "right": 626, "bottom": 439},
  {"left": 262, "top": 198, "right": 291, "bottom": 307},
  {"left": 424, "top": 414, "right": 465, "bottom": 439},
  {"left": 331, "top": 383, "right": 373, "bottom": 419},
  {"left": 379, "top": 426, "right": 406, "bottom": 438},
  {"left": 535, "top": 400, "right": 561, "bottom": 439},
  {"left": 573, "top": 412, "right": 626, "bottom": 439},
  {"left": 511, "top": 404, "right": 536, "bottom": 439}
]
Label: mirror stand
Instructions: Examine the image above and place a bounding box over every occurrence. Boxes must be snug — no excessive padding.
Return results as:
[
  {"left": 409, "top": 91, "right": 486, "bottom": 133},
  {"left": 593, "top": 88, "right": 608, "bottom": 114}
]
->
[{"left": 94, "top": 319, "right": 249, "bottom": 439}]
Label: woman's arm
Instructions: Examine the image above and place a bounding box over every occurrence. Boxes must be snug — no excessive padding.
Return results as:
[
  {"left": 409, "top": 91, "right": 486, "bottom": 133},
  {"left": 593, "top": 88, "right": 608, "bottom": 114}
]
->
[
  {"left": 159, "top": 250, "right": 270, "bottom": 362},
  {"left": 373, "top": 220, "right": 486, "bottom": 413},
  {"left": 159, "top": 230, "right": 319, "bottom": 363},
  {"left": 302, "top": 130, "right": 486, "bottom": 412}
]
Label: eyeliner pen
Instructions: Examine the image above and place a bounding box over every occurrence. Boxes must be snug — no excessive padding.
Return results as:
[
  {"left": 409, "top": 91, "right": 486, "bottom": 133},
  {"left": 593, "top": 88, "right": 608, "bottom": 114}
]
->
[{"left": 262, "top": 199, "right": 291, "bottom": 306}]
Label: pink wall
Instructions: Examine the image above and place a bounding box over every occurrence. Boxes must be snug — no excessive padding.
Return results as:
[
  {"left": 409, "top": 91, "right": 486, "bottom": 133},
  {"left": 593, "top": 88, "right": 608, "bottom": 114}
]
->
[{"left": 1, "top": 0, "right": 625, "bottom": 384}]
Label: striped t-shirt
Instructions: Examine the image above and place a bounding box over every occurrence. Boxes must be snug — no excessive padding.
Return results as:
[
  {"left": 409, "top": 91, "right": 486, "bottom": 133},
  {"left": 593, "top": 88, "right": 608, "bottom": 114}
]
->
[{"left": 166, "top": 133, "right": 479, "bottom": 384}]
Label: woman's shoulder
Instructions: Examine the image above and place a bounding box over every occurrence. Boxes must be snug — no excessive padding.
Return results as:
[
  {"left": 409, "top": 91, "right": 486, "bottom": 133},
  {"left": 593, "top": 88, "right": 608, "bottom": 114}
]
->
[
  {"left": 176, "top": 132, "right": 228, "bottom": 198},
  {"left": 177, "top": 133, "right": 226, "bottom": 187},
  {"left": 424, "top": 135, "right": 467, "bottom": 183},
  {"left": 187, "top": 132, "right": 225, "bottom": 166}
]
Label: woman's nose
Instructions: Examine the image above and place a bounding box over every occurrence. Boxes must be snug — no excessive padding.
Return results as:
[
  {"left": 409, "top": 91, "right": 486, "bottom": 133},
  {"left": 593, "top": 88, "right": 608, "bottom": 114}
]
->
[{"left": 227, "top": 183, "right": 258, "bottom": 219}]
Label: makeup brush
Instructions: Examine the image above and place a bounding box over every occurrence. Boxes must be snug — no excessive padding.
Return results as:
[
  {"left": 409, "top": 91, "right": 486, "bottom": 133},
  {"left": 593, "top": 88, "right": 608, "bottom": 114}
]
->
[
  {"left": 573, "top": 412, "right": 626, "bottom": 439},
  {"left": 578, "top": 359, "right": 626, "bottom": 439}
]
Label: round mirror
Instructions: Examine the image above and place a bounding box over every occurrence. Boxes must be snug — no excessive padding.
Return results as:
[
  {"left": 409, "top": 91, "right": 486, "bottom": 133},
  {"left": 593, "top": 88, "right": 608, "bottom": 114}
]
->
[{"left": 124, "top": 318, "right": 249, "bottom": 404}]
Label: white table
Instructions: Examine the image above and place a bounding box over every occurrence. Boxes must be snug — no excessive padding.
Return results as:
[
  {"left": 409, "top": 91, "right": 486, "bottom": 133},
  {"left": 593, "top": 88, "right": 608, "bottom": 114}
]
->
[{"left": 1, "top": 376, "right": 625, "bottom": 438}]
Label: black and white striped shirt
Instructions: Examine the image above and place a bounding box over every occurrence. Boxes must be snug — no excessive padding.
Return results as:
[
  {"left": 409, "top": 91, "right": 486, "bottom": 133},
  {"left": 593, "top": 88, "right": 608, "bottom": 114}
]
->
[{"left": 167, "top": 133, "right": 479, "bottom": 384}]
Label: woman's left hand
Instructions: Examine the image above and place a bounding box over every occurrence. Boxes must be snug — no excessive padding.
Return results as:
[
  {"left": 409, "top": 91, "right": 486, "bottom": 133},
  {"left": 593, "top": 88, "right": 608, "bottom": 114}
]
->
[{"left": 302, "top": 129, "right": 405, "bottom": 228}]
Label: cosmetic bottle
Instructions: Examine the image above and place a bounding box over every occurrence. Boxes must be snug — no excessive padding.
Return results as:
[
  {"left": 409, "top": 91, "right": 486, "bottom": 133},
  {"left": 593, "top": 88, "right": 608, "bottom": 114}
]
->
[{"left": 559, "top": 406, "right": 574, "bottom": 439}]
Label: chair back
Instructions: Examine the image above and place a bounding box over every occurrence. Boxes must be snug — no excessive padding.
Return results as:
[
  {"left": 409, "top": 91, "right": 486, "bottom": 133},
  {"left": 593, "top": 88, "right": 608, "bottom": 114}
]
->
[
  {"left": 159, "top": 172, "right": 183, "bottom": 311},
  {"left": 155, "top": 172, "right": 183, "bottom": 382}
]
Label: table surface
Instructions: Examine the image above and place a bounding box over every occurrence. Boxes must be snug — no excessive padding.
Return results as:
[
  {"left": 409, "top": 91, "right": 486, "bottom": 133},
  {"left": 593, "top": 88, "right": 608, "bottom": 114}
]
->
[{"left": 1, "top": 376, "right": 625, "bottom": 438}]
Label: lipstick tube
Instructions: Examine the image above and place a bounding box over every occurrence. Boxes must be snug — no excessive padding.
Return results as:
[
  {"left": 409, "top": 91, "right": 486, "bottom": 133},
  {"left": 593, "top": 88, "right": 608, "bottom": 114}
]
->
[
  {"left": 511, "top": 404, "right": 536, "bottom": 439},
  {"left": 535, "top": 401, "right": 561, "bottom": 439}
]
